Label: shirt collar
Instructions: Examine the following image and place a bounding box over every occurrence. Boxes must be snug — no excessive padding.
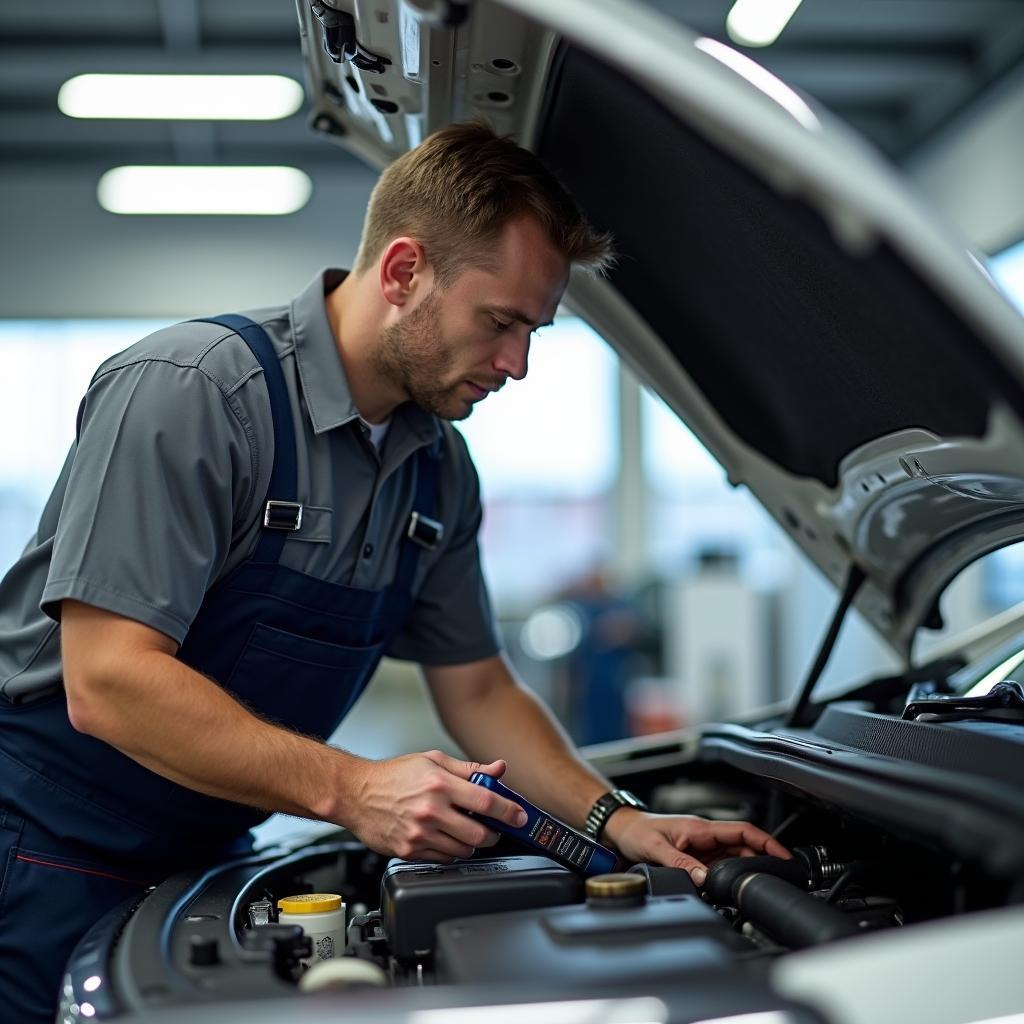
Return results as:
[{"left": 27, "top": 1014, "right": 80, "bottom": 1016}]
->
[{"left": 290, "top": 268, "right": 442, "bottom": 447}]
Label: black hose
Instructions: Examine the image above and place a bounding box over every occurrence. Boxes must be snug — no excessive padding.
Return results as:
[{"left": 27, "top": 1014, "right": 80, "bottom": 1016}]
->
[
  {"left": 735, "top": 873, "right": 861, "bottom": 948},
  {"left": 704, "top": 855, "right": 808, "bottom": 906}
]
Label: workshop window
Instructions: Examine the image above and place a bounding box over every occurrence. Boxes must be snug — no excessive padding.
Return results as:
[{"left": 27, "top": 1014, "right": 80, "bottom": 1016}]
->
[
  {"left": 974, "top": 239, "right": 1024, "bottom": 613},
  {"left": 0, "top": 320, "right": 168, "bottom": 574},
  {"left": 457, "top": 316, "right": 619, "bottom": 613},
  {"left": 641, "top": 387, "right": 900, "bottom": 711},
  {"left": 642, "top": 389, "right": 784, "bottom": 581},
  {"left": 992, "top": 236, "right": 1024, "bottom": 314}
]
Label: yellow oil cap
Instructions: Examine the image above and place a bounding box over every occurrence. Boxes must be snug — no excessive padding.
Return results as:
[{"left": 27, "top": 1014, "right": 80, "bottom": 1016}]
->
[{"left": 277, "top": 893, "right": 342, "bottom": 914}]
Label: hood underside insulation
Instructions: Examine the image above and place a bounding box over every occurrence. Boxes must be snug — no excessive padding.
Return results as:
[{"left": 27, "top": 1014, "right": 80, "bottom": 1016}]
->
[{"left": 536, "top": 45, "right": 1013, "bottom": 488}]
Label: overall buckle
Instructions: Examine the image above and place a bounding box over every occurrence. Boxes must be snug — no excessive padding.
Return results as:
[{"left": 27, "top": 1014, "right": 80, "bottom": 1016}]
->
[
  {"left": 264, "top": 500, "right": 303, "bottom": 531},
  {"left": 407, "top": 511, "right": 444, "bottom": 550}
]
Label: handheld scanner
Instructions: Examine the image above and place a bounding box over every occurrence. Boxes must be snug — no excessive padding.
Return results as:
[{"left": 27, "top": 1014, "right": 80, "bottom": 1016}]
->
[{"left": 469, "top": 773, "right": 619, "bottom": 877}]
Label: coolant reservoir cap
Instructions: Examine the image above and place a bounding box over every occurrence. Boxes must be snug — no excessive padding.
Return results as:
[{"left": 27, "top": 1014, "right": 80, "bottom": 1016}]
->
[
  {"left": 277, "top": 893, "right": 342, "bottom": 914},
  {"left": 585, "top": 873, "right": 646, "bottom": 904}
]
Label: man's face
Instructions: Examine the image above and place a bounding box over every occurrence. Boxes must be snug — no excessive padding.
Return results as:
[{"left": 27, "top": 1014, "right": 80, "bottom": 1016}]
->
[{"left": 373, "top": 215, "right": 569, "bottom": 421}]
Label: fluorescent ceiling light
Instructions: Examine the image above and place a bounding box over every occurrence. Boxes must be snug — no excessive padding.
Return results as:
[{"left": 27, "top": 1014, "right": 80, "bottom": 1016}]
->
[
  {"left": 58, "top": 74, "right": 303, "bottom": 120},
  {"left": 97, "top": 166, "right": 312, "bottom": 216},
  {"left": 726, "top": 0, "right": 803, "bottom": 47}
]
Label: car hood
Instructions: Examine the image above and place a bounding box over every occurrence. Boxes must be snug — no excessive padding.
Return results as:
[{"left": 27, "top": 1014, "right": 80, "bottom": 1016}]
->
[{"left": 297, "top": 0, "right": 1024, "bottom": 657}]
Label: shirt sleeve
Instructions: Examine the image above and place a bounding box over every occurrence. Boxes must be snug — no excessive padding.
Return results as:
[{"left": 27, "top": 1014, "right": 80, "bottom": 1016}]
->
[
  {"left": 386, "top": 428, "right": 503, "bottom": 665},
  {"left": 40, "top": 358, "right": 257, "bottom": 644}
]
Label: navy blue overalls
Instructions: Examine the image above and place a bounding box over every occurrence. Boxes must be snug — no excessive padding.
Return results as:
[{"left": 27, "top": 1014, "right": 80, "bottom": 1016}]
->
[{"left": 0, "top": 315, "right": 440, "bottom": 1022}]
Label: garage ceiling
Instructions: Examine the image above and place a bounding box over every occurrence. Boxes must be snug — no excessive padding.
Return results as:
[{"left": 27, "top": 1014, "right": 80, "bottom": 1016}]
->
[
  {"left": 3, "top": 0, "right": 1024, "bottom": 171},
  {"left": 2, "top": 0, "right": 1023, "bottom": 317},
  {"left": 647, "top": 0, "right": 1024, "bottom": 160}
]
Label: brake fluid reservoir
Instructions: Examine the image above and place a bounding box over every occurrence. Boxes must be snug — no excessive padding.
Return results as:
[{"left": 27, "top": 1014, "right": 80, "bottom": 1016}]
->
[{"left": 277, "top": 893, "right": 346, "bottom": 965}]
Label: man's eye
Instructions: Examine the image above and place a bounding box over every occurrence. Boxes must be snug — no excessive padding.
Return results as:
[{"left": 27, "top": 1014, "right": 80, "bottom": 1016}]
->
[{"left": 492, "top": 318, "right": 512, "bottom": 332}]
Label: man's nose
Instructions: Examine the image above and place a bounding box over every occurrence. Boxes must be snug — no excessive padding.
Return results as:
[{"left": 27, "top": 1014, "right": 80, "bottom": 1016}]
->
[{"left": 493, "top": 329, "right": 530, "bottom": 381}]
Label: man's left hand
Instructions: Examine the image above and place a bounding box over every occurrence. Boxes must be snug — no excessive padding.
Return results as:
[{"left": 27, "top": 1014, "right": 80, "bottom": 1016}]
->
[{"left": 602, "top": 809, "right": 791, "bottom": 886}]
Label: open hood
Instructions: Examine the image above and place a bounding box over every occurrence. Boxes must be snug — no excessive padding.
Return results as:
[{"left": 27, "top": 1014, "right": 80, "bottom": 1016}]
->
[{"left": 296, "top": 0, "right": 1024, "bottom": 658}]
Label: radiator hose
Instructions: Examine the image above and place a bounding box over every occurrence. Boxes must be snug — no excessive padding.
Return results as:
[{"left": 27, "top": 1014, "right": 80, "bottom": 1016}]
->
[{"left": 704, "top": 854, "right": 862, "bottom": 949}]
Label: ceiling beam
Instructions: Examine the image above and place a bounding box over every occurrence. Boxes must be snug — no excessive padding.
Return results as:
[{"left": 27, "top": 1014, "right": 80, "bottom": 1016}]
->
[
  {"left": 0, "top": 45, "right": 304, "bottom": 94},
  {"left": 894, "top": 17, "right": 1024, "bottom": 160},
  {"left": 760, "top": 51, "right": 970, "bottom": 106},
  {"left": 0, "top": 108, "right": 316, "bottom": 141},
  {"left": 157, "top": 0, "right": 201, "bottom": 52}
]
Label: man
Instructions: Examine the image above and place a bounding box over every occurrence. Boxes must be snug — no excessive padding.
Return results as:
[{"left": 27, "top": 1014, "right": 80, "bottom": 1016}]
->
[{"left": 0, "top": 123, "right": 787, "bottom": 1021}]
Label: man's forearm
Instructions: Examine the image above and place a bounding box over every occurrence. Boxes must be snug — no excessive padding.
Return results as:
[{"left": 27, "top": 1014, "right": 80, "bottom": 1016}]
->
[
  {"left": 69, "top": 647, "right": 366, "bottom": 826},
  {"left": 439, "top": 672, "right": 610, "bottom": 830}
]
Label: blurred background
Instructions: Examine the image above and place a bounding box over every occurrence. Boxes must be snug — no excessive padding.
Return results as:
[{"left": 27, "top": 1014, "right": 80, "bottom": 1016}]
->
[{"left": 3, "top": 1, "right": 1024, "bottom": 784}]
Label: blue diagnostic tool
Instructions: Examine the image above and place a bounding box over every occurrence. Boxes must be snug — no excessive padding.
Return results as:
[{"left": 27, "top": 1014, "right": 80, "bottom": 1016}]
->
[{"left": 469, "top": 773, "right": 619, "bottom": 877}]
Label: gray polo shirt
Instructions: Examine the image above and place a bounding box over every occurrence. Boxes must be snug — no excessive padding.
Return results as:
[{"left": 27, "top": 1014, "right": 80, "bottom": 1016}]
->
[{"left": 0, "top": 269, "right": 501, "bottom": 703}]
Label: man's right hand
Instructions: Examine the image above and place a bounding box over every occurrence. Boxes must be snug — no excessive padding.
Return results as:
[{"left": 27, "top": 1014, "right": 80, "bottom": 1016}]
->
[{"left": 346, "top": 752, "right": 528, "bottom": 862}]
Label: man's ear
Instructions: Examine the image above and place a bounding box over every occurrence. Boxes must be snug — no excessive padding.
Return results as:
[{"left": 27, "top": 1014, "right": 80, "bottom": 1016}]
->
[{"left": 379, "top": 237, "right": 429, "bottom": 308}]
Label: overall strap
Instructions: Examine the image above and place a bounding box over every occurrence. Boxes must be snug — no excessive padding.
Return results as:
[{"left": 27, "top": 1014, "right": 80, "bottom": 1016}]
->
[
  {"left": 192, "top": 314, "right": 297, "bottom": 564},
  {"left": 388, "top": 443, "right": 441, "bottom": 609}
]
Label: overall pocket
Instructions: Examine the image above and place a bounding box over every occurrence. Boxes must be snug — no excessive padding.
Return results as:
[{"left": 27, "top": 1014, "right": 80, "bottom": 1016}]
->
[
  {"left": 0, "top": 833, "right": 150, "bottom": 1024},
  {"left": 224, "top": 622, "right": 385, "bottom": 739}
]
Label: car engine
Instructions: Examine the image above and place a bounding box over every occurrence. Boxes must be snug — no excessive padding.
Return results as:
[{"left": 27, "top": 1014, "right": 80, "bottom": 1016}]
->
[{"left": 62, "top": 733, "right": 1022, "bottom": 1024}]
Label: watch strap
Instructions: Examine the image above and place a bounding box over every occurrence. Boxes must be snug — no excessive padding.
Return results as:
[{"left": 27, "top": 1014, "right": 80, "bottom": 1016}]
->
[{"left": 583, "top": 789, "right": 647, "bottom": 840}]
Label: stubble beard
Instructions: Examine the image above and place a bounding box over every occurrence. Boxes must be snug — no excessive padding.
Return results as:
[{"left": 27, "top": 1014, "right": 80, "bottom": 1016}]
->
[{"left": 371, "top": 291, "right": 474, "bottom": 421}]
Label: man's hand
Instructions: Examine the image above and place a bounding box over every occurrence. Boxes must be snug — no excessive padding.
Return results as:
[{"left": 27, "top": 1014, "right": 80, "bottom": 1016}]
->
[
  {"left": 347, "top": 752, "right": 529, "bottom": 862},
  {"left": 603, "top": 809, "right": 790, "bottom": 886}
]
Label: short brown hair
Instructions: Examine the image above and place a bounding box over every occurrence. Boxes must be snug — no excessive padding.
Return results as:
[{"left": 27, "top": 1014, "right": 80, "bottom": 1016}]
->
[{"left": 353, "top": 121, "right": 613, "bottom": 286}]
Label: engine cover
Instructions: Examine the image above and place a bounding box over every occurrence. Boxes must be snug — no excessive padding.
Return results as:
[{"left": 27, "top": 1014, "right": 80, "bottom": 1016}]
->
[
  {"left": 380, "top": 855, "right": 584, "bottom": 960},
  {"left": 435, "top": 894, "right": 749, "bottom": 986}
]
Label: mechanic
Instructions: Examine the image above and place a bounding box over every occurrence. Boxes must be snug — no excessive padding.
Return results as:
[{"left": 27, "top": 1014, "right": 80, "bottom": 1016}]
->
[{"left": 0, "top": 122, "right": 788, "bottom": 1022}]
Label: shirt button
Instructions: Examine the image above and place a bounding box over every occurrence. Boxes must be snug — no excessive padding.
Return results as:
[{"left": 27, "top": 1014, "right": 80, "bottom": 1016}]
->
[{"left": 362, "top": 543, "right": 374, "bottom": 559}]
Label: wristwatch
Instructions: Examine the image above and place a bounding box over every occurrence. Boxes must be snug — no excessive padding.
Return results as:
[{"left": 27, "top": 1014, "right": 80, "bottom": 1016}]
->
[{"left": 583, "top": 789, "right": 648, "bottom": 840}]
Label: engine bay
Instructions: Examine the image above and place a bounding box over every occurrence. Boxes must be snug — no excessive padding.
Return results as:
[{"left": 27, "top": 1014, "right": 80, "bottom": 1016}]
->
[{"left": 66, "top": 721, "right": 1024, "bottom": 1024}]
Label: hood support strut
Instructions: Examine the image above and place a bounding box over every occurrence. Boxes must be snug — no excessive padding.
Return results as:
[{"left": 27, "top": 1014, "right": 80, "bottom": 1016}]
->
[{"left": 786, "top": 564, "right": 867, "bottom": 728}]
